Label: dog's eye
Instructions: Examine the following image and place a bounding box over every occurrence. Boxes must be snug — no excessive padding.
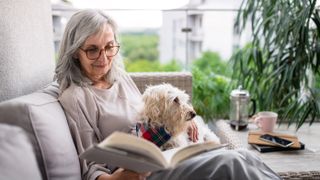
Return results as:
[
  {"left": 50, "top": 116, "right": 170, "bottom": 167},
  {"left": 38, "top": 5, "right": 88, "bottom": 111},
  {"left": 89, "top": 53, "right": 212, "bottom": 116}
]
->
[{"left": 173, "top": 97, "right": 180, "bottom": 104}]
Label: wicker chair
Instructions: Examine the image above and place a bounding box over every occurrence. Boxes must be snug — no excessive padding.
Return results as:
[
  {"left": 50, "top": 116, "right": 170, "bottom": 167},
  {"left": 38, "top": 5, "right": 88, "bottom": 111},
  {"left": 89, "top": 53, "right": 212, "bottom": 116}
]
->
[{"left": 130, "top": 72, "right": 193, "bottom": 98}]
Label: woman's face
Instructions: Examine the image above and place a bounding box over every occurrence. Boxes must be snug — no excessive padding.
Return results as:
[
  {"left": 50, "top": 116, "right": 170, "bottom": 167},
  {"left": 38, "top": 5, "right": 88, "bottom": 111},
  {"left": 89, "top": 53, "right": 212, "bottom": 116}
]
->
[{"left": 77, "top": 24, "right": 116, "bottom": 82}]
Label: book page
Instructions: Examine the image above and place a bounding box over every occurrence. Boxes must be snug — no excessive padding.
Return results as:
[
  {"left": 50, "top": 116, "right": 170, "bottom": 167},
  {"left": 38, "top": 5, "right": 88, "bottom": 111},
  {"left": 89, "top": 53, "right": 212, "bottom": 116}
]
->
[
  {"left": 98, "top": 132, "right": 168, "bottom": 167},
  {"left": 80, "top": 145, "right": 164, "bottom": 173},
  {"left": 162, "top": 146, "right": 184, "bottom": 164}
]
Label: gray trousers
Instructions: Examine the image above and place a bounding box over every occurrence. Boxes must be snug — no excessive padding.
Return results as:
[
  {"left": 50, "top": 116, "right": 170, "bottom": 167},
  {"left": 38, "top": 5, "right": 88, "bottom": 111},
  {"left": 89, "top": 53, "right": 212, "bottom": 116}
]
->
[{"left": 148, "top": 149, "right": 281, "bottom": 180}]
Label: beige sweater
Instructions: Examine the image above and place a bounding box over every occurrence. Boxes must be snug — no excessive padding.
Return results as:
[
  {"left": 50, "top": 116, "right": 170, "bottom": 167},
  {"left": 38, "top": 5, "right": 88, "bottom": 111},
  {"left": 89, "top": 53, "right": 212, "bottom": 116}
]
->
[{"left": 59, "top": 74, "right": 142, "bottom": 180}]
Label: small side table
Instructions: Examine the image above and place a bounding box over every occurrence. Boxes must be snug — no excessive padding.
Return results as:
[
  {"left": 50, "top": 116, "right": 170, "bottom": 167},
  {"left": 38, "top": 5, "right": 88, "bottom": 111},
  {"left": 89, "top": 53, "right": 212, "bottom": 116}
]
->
[{"left": 228, "top": 121, "right": 320, "bottom": 172}]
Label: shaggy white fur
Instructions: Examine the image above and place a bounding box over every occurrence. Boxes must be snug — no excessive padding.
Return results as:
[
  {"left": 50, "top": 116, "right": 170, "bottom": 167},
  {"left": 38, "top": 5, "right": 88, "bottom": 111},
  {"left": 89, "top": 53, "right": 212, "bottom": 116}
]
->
[{"left": 140, "top": 83, "right": 220, "bottom": 150}]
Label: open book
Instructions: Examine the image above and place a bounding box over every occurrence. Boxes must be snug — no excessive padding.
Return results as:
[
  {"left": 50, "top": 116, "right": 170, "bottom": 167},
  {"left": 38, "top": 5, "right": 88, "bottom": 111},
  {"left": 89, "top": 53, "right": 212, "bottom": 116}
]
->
[{"left": 80, "top": 131, "right": 227, "bottom": 173}]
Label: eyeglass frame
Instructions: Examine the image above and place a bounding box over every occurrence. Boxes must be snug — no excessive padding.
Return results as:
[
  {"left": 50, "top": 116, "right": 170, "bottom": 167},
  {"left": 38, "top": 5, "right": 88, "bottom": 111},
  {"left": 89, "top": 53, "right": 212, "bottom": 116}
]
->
[{"left": 78, "top": 43, "right": 120, "bottom": 60}]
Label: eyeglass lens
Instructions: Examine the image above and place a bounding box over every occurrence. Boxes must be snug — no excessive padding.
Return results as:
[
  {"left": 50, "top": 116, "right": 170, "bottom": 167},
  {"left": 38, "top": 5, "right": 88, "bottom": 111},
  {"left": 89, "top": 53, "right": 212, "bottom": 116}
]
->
[{"left": 85, "top": 45, "right": 120, "bottom": 60}]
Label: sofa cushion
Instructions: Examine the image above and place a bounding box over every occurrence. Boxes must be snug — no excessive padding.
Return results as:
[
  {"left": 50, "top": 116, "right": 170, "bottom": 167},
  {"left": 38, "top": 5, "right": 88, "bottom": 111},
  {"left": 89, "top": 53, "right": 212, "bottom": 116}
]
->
[
  {"left": 0, "top": 82, "right": 81, "bottom": 180},
  {"left": 0, "top": 123, "right": 42, "bottom": 180}
]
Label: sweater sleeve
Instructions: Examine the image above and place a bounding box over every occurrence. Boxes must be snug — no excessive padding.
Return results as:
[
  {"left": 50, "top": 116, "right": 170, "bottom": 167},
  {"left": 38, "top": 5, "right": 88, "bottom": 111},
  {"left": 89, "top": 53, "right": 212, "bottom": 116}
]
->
[{"left": 58, "top": 85, "right": 111, "bottom": 180}]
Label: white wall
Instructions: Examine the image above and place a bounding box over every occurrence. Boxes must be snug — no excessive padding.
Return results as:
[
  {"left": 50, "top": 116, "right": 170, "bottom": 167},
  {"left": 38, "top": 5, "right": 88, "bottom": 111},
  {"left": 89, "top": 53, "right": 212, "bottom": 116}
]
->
[
  {"left": 159, "top": 11, "right": 186, "bottom": 64},
  {"left": 202, "top": 11, "right": 237, "bottom": 60}
]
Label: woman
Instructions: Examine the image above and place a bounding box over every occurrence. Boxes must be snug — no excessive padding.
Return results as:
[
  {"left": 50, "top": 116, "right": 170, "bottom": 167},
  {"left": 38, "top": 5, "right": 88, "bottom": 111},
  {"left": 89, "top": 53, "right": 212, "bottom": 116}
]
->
[{"left": 55, "top": 9, "right": 281, "bottom": 180}]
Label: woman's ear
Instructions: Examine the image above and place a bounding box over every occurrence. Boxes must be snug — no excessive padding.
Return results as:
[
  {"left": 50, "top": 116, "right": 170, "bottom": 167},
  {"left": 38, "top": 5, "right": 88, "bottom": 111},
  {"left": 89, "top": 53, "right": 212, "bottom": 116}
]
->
[
  {"left": 72, "top": 51, "right": 79, "bottom": 59},
  {"left": 72, "top": 53, "right": 79, "bottom": 59}
]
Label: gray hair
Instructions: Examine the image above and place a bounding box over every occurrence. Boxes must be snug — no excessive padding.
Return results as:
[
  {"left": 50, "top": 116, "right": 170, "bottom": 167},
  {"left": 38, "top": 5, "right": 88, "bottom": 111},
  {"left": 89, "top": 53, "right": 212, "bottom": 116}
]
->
[{"left": 54, "top": 9, "right": 125, "bottom": 92}]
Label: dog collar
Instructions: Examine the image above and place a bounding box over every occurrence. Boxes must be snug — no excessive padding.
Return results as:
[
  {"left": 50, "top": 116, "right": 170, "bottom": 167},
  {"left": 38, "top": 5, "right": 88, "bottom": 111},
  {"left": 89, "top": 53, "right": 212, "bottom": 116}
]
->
[{"left": 136, "top": 122, "right": 171, "bottom": 147}]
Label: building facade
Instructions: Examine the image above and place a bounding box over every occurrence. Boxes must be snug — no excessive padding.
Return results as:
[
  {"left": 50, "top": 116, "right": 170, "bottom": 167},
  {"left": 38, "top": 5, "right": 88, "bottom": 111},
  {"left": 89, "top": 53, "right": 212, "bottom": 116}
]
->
[{"left": 159, "top": 0, "right": 248, "bottom": 68}]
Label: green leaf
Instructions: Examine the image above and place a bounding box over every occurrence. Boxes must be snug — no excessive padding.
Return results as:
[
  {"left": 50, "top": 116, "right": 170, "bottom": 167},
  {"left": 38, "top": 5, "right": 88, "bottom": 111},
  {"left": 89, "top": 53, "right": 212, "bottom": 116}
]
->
[{"left": 233, "top": 0, "right": 320, "bottom": 130}]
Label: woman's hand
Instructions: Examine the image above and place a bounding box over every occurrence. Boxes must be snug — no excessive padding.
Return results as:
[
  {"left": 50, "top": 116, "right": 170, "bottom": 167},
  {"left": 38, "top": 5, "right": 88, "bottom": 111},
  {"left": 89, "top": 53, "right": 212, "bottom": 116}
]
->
[
  {"left": 187, "top": 120, "right": 199, "bottom": 142},
  {"left": 97, "top": 168, "right": 151, "bottom": 180}
]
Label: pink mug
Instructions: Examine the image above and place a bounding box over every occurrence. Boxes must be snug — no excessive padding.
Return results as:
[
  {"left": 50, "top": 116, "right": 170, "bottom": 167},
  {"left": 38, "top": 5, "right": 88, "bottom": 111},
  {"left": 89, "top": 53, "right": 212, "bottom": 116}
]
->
[{"left": 254, "top": 111, "right": 278, "bottom": 132}]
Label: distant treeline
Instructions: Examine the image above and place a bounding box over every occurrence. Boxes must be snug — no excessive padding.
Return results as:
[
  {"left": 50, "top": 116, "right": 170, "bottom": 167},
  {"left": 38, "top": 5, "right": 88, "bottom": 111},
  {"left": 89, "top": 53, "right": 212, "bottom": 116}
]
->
[{"left": 119, "top": 32, "right": 159, "bottom": 61}]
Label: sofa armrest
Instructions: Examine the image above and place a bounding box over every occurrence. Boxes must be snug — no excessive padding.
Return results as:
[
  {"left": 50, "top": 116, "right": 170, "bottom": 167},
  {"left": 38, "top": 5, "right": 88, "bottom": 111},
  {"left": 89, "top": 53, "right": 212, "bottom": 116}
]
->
[{"left": 129, "top": 72, "right": 192, "bottom": 98}]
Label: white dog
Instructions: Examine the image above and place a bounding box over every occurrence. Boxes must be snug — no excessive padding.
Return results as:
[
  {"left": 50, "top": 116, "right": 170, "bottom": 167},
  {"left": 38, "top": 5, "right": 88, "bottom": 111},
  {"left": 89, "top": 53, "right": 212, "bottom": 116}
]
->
[{"left": 137, "top": 83, "right": 220, "bottom": 150}]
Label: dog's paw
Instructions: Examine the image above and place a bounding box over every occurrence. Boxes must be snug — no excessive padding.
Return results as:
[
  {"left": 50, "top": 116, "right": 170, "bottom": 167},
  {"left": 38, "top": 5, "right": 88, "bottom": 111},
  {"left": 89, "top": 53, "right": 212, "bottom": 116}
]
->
[{"left": 161, "top": 141, "right": 178, "bottom": 151}]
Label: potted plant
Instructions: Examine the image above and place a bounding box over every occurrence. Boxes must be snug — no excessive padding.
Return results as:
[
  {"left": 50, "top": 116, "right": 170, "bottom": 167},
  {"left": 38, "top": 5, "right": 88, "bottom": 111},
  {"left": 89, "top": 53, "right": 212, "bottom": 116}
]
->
[{"left": 232, "top": 0, "right": 320, "bottom": 129}]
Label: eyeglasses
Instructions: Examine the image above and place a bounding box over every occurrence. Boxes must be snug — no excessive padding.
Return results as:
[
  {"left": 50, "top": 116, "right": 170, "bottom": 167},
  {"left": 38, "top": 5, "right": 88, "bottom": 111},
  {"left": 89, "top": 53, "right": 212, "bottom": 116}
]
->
[{"left": 79, "top": 44, "right": 120, "bottom": 60}]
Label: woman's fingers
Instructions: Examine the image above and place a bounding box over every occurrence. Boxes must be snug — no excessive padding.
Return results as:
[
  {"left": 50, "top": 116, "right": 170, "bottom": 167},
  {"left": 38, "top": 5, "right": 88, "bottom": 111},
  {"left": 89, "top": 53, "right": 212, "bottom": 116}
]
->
[
  {"left": 139, "top": 171, "right": 151, "bottom": 180},
  {"left": 193, "top": 121, "right": 198, "bottom": 141},
  {"left": 140, "top": 171, "right": 151, "bottom": 177},
  {"left": 188, "top": 120, "right": 198, "bottom": 142}
]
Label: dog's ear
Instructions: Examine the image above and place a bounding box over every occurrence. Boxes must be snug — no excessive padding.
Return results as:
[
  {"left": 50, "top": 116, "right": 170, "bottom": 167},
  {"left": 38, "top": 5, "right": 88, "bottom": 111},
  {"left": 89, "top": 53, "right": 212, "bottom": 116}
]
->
[
  {"left": 173, "top": 97, "right": 180, "bottom": 104},
  {"left": 142, "top": 94, "right": 161, "bottom": 123}
]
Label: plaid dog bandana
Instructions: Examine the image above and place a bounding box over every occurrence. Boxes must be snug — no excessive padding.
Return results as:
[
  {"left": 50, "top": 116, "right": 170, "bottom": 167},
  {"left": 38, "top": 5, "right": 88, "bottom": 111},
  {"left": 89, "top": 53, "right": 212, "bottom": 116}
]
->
[{"left": 135, "top": 122, "right": 171, "bottom": 147}]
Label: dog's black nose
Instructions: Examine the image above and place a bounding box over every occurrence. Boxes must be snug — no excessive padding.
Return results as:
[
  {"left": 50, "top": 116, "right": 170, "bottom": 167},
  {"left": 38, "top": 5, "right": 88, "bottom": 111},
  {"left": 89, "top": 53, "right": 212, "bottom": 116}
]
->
[{"left": 189, "top": 111, "right": 196, "bottom": 119}]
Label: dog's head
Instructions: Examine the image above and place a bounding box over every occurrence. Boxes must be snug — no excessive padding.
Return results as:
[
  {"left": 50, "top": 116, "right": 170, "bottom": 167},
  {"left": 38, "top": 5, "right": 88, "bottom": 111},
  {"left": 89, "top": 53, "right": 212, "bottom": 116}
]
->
[{"left": 141, "top": 84, "right": 196, "bottom": 136}]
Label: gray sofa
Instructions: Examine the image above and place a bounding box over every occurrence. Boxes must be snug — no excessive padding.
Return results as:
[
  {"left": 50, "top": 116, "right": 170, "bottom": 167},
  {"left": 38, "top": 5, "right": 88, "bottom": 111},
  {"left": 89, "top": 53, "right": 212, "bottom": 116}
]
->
[{"left": 0, "top": 72, "right": 193, "bottom": 180}]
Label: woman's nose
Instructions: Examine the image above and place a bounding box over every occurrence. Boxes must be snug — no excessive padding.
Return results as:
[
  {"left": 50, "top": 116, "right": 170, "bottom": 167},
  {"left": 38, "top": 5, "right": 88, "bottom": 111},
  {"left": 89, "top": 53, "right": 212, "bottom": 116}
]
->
[
  {"left": 97, "top": 50, "right": 107, "bottom": 61},
  {"left": 95, "top": 49, "right": 109, "bottom": 62}
]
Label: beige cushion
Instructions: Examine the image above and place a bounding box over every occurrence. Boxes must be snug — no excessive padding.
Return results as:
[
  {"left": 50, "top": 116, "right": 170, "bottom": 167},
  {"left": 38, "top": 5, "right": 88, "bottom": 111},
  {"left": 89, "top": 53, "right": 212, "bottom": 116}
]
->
[
  {"left": 0, "top": 83, "right": 81, "bottom": 180},
  {"left": 0, "top": 124, "right": 41, "bottom": 180}
]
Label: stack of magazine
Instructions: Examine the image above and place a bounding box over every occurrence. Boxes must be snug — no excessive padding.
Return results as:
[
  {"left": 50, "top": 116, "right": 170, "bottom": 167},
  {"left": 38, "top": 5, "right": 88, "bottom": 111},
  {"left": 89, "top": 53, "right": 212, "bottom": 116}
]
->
[{"left": 248, "top": 131, "right": 305, "bottom": 153}]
